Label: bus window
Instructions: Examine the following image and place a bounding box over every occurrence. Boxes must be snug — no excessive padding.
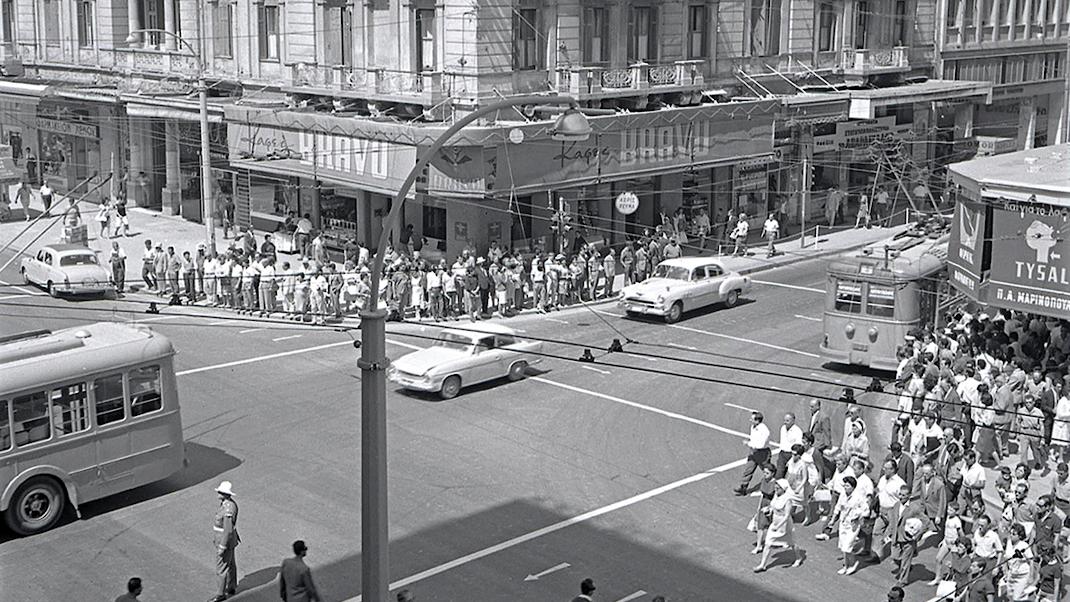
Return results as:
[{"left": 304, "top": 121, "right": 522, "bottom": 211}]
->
[
  {"left": 834, "top": 280, "right": 863, "bottom": 313},
  {"left": 130, "top": 366, "right": 163, "bottom": 417},
  {"left": 94, "top": 374, "right": 125, "bottom": 426},
  {"left": 51, "top": 384, "right": 91, "bottom": 436},
  {"left": 867, "top": 284, "right": 896, "bottom": 318},
  {"left": 12, "top": 391, "right": 50, "bottom": 446},
  {"left": 0, "top": 400, "right": 9, "bottom": 451}
]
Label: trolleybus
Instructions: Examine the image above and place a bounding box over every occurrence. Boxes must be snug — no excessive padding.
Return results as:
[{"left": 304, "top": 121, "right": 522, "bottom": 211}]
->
[
  {"left": 819, "top": 220, "right": 950, "bottom": 371},
  {"left": 0, "top": 322, "right": 185, "bottom": 535}
]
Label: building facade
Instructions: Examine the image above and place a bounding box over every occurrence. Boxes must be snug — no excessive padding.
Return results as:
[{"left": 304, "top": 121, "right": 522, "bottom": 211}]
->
[{"left": 0, "top": 0, "right": 1060, "bottom": 258}]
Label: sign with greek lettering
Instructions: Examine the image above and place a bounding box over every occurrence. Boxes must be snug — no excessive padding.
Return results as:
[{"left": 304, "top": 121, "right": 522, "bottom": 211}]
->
[
  {"left": 948, "top": 198, "right": 987, "bottom": 296},
  {"left": 988, "top": 201, "right": 1070, "bottom": 318},
  {"left": 36, "top": 117, "right": 98, "bottom": 139},
  {"left": 615, "top": 191, "right": 639, "bottom": 215}
]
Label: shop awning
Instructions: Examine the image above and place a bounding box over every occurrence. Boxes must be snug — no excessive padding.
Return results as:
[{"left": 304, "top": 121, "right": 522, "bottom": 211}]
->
[
  {"left": 847, "top": 80, "right": 993, "bottom": 119},
  {"left": 0, "top": 80, "right": 53, "bottom": 99},
  {"left": 230, "top": 158, "right": 415, "bottom": 199},
  {"left": 948, "top": 143, "right": 1070, "bottom": 207}
]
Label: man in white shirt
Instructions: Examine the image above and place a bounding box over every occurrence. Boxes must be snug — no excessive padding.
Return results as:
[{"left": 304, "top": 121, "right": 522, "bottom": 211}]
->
[
  {"left": 258, "top": 259, "right": 277, "bottom": 316},
  {"left": 959, "top": 449, "right": 986, "bottom": 508},
  {"left": 735, "top": 411, "right": 771, "bottom": 496},
  {"left": 872, "top": 458, "right": 907, "bottom": 559},
  {"left": 776, "top": 413, "right": 804, "bottom": 478}
]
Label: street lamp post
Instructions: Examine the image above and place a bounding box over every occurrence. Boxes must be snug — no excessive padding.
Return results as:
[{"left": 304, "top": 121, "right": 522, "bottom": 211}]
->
[
  {"left": 125, "top": 29, "right": 215, "bottom": 252},
  {"left": 360, "top": 95, "right": 591, "bottom": 601}
]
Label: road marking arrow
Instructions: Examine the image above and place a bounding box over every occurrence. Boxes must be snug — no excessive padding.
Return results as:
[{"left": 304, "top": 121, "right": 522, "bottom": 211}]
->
[
  {"left": 615, "top": 591, "right": 647, "bottom": 602},
  {"left": 524, "top": 562, "right": 570, "bottom": 582}
]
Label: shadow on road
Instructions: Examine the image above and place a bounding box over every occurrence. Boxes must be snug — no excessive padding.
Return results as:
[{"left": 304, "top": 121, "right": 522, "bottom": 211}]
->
[{"left": 229, "top": 499, "right": 807, "bottom": 601}]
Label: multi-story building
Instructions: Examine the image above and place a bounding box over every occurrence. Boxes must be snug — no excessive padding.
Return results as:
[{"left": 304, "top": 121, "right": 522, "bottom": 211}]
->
[{"left": 0, "top": 0, "right": 1042, "bottom": 259}]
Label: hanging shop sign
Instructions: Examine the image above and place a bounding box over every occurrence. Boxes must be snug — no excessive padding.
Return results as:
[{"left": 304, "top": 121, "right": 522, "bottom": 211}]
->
[
  {"left": 615, "top": 191, "right": 639, "bottom": 215},
  {"left": 423, "top": 145, "right": 496, "bottom": 196},
  {"left": 35, "top": 116, "right": 98, "bottom": 139},
  {"left": 988, "top": 200, "right": 1070, "bottom": 318},
  {"left": 497, "top": 102, "right": 777, "bottom": 191},
  {"left": 812, "top": 116, "right": 912, "bottom": 155},
  {"left": 947, "top": 198, "right": 987, "bottom": 296}
]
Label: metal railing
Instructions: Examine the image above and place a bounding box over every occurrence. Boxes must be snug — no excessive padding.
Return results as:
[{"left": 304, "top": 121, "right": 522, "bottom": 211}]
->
[
  {"left": 288, "top": 63, "right": 443, "bottom": 99},
  {"left": 553, "top": 59, "right": 706, "bottom": 96},
  {"left": 841, "top": 46, "right": 910, "bottom": 72}
]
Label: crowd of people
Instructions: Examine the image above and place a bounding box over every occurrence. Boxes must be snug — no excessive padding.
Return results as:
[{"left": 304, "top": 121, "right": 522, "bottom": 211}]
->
[{"left": 738, "top": 309, "right": 1070, "bottom": 600}]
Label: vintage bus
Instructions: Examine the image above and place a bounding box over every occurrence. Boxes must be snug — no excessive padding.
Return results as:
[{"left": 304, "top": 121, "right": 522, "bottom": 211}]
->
[
  {"left": 0, "top": 323, "right": 184, "bottom": 535},
  {"left": 819, "top": 222, "right": 950, "bottom": 371}
]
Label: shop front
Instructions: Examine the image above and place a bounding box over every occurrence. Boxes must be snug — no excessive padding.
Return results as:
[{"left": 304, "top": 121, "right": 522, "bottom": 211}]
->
[
  {"left": 35, "top": 100, "right": 116, "bottom": 200},
  {"left": 0, "top": 82, "right": 52, "bottom": 180}
]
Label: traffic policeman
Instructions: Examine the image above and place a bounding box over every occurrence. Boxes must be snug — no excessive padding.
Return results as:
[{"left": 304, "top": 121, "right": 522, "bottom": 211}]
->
[{"left": 210, "top": 480, "right": 240, "bottom": 602}]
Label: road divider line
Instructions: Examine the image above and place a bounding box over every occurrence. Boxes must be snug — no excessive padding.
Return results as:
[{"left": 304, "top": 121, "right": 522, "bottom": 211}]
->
[
  {"left": 135, "top": 315, "right": 184, "bottom": 323},
  {"left": 386, "top": 339, "right": 423, "bottom": 351},
  {"left": 669, "top": 324, "right": 820, "bottom": 358},
  {"left": 794, "top": 314, "right": 822, "bottom": 322},
  {"left": 581, "top": 366, "right": 611, "bottom": 375},
  {"left": 751, "top": 279, "right": 823, "bottom": 294},
  {"left": 239, "top": 328, "right": 262, "bottom": 334},
  {"left": 532, "top": 376, "right": 748, "bottom": 439},
  {"left": 668, "top": 343, "right": 698, "bottom": 351},
  {"left": 272, "top": 334, "right": 302, "bottom": 342},
  {"left": 176, "top": 341, "right": 352, "bottom": 376},
  {"left": 343, "top": 457, "right": 748, "bottom": 602},
  {"left": 0, "top": 293, "right": 32, "bottom": 301},
  {"left": 616, "top": 592, "right": 647, "bottom": 602},
  {"left": 0, "top": 279, "right": 45, "bottom": 296},
  {"left": 545, "top": 318, "right": 569, "bottom": 324},
  {"left": 209, "top": 320, "right": 235, "bottom": 326},
  {"left": 724, "top": 402, "right": 757, "bottom": 413}
]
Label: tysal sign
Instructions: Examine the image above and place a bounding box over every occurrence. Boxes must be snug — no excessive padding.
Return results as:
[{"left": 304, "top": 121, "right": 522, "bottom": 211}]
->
[{"left": 989, "top": 201, "right": 1070, "bottom": 318}]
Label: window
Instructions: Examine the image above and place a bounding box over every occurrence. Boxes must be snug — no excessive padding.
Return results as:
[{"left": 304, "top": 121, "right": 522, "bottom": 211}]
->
[
  {"left": 512, "top": 7, "right": 539, "bottom": 70},
  {"left": 324, "top": 4, "right": 352, "bottom": 67},
  {"left": 42, "top": 0, "right": 59, "bottom": 47},
  {"left": 51, "top": 384, "right": 90, "bottom": 436},
  {"left": 963, "top": 0, "right": 975, "bottom": 25},
  {"left": 893, "top": 0, "right": 908, "bottom": 45},
  {"left": 947, "top": 0, "right": 960, "bottom": 25},
  {"left": 258, "top": 4, "right": 280, "bottom": 61},
  {"left": 750, "top": 0, "right": 781, "bottom": 56},
  {"left": 0, "top": 400, "right": 9, "bottom": 452},
  {"left": 475, "top": 336, "right": 496, "bottom": 351},
  {"left": 494, "top": 335, "right": 517, "bottom": 348},
  {"left": 866, "top": 284, "right": 895, "bottom": 318},
  {"left": 129, "top": 365, "right": 162, "bottom": 417},
  {"left": 834, "top": 280, "right": 863, "bottom": 313},
  {"left": 687, "top": 4, "right": 709, "bottom": 58},
  {"left": 817, "top": 4, "right": 837, "bottom": 51},
  {"left": 12, "top": 391, "right": 50, "bottom": 446},
  {"left": 1, "top": 0, "right": 14, "bottom": 44},
  {"left": 60, "top": 253, "right": 98, "bottom": 266},
  {"left": 981, "top": 0, "right": 994, "bottom": 25},
  {"left": 998, "top": 0, "right": 1009, "bottom": 24},
  {"left": 422, "top": 205, "right": 446, "bottom": 240},
  {"left": 76, "top": 0, "right": 93, "bottom": 47},
  {"left": 214, "top": 3, "right": 233, "bottom": 58},
  {"left": 582, "top": 6, "right": 609, "bottom": 64},
  {"left": 414, "top": 8, "right": 435, "bottom": 71},
  {"left": 853, "top": 2, "right": 870, "bottom": 47},
  {"left": 628, "top": 6, "right": 658, "bottom": 63},
  {"left": 94, "top": 374, "right": 125, "bottom": 426}
]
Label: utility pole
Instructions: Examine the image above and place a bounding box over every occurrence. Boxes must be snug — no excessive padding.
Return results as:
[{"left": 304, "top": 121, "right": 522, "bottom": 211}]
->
[{"left": 800, "top": 155, "right": 809, "bottom": 248}]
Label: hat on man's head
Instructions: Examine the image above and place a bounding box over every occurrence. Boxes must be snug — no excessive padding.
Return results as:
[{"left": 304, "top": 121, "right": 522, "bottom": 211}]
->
[{"left": 215, "top": 480, "right": 235, "bottom": 497}]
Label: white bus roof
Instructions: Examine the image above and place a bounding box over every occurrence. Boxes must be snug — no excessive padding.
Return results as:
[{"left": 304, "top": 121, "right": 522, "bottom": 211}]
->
[{"left": 0, "top": 323, "right": 174, "bottom": 397}]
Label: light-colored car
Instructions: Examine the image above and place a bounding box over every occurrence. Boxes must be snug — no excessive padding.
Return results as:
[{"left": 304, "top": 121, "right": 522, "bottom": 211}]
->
[
  {"left": 388, "top": 323, "right": 542, "bottom": 399},
  {"left": 619, "top": 257, "right": 751, "bottom": 323},
  {"left": 20, "top": 244, "right": 115, "bottom": 297}
]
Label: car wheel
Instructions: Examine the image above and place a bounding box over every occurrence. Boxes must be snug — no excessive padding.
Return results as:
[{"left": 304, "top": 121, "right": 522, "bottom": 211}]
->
[
  {"left": 508, "top": 361, "right": 528, "bottom": 381},
  {"left": 46, "top": 281, "right": 54, "bottom": 297},
  {"left": 4, "top": 476, "right": 66, "bottom": 536},
  {"left": 665, "top": 302, "right": 683, "bottom": 324},
  {"left": 440, "top": 375, "right": 462, "bottom": 400},
  {"left": 725, "top": 289, "right": 740, "bottom": 308},
  {"left": 20, "top": 267, "right": 29, "bottom": 285}
]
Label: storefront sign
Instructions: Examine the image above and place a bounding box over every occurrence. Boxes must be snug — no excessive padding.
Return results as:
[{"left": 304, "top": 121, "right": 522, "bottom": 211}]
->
[
  {"left": 424, "top": 146, "right": 495, "bottom": 196},
  {"left": 498, "top": 102, "right": 777, "bottom": 191},
  {"left": 988, "top": 201, "right": 1070, "bottom": 318},
  {"left": 36, "top": 117, "right": 98, "bottom": 139},
  {"left": 948, "top": 198, "right": 987, "bottom": 295},
  {"left": 615, "top": 191, "right": 639, "bottom": 215},
  {"left": 733, "top": 156, "right": 772, "bottom": 192},
  {"left": 975, "top": 136, "right": 1016, "bottom": 157},
  {"left": 812, "top": 117, "right": 912, "bottom": 155}
]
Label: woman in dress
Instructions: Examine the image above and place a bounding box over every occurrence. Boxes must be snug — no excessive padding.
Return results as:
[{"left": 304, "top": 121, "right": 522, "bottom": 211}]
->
[
  {"left": 95, "top": 199, "right": 111, "bottom": 239},
  {"left": 785, "top": 444, "right": 809, "bottom": 514},
  {"left": 754, "top": 479, "right": 804, "bottom": 572},
  {"left": 975, "top": 391, "right": 1000, "bottom": 467},
  {"left": 842, "top": 420, "right": 870, "bottom": 463},
  {"left": 836, "top": 477, "right": 867, "bottom": 576},
  {"left": 998, "top": 522, "right": 1037, "bottom": 601},
  {"left": 1052, "top": 381, "right": 1070, "bottom": 463},
  {"left": 928, "top": 501, "right": 965, "bottom": 585},
  {"left": 750, "top": 464, "right": 778, "bottom": 555}
]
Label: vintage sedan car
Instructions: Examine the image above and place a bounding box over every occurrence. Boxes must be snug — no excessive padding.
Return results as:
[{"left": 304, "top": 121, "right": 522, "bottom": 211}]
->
[
  {"left": 20, "top": 244, "right": 115, "bottom": 297},
  {"left": 388, "top": 323, "right": 542, "bottom": 399},
  {"left": 619, "top": 257, "right": 751, "bottom": 323}
]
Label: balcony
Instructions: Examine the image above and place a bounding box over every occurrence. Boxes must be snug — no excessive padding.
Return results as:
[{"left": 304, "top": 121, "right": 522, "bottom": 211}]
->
[
  {"left": 553, "top": 60, "right": 707, "bottom": 99},
  {"left": 287, "top": 63, "right": 445, "bottom": 106},
  {"left": 109, "top": 48, "right": 201, "bottom": 77},
  {"left": 840, "top": 47, "right": 911, "bottom": 79}
]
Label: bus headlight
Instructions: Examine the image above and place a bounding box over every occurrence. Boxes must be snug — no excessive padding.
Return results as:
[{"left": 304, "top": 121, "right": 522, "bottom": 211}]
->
[
  {"left": 845, "top": 323, "right": 855, "bottom": 338},
  {"left": 868, "top": 327, "right": 879, "bottom": 341}
]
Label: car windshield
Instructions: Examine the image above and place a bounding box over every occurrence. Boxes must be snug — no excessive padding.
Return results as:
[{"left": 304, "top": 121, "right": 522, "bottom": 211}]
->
[
  {"left": 652, "top": 264, "right": 690, "bottom": 281},
  {"left": 436, "top": 332, "right": 475, "bottom": 351},
  {"left": 59, "top": 253, "right": 98, "bottom": 266}
]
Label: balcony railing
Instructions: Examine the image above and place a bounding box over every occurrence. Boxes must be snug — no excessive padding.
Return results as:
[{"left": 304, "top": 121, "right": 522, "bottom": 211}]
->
[
  {"left": 553, "top": 60, "right": 706, "bottom": 97},
  {"left": 110, "top": 48, "right": 201, "bottom": 76},
  {"left": 840, "top": 46, "right": 911, "bottom": 75},
  {"left": 288, "top": 63, "right": 444, "bottom": 103}
]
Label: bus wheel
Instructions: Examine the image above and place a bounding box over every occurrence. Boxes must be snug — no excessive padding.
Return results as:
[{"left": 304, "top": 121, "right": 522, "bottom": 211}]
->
[
  {"left": 5, "top": 476, "right": 67, "bottom": 536},
  {"left": 725, "top": 290, "right": 740, "bottom": 308},
  {"left": 665, "top": 302, "right": 683, "bottom": 324}
]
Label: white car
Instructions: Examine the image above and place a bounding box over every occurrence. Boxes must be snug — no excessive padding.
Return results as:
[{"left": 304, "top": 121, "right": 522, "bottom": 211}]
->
[
  {"left": 619, "top": 257, "right": 751, "bottom": 323},
  {"left": 388, "top": 323, "right": 542, "bottom": 399},
  {"left": 20, "top": 244, "right": 115, "bottom": 297}
]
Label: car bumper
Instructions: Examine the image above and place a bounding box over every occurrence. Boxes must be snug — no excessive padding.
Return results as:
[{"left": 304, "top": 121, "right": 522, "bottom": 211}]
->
[
  {"left": 618, "top": 299, "right": 668, "bottom": 316},
  {"left": 57, "top": 283, "right": 115, "bottom": 295},
  {"left": 388, "top": 373, "right": 440, "bottom": 392}
]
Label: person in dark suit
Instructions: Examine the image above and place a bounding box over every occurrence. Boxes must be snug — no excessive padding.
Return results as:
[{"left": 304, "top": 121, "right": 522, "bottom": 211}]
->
[
  {"left": 886, "top": 485, "right": 930, "bottom": 587},
  {"left": 911, "top": 461, "right": 947, "bottom": 530},
  {"left": 808, "top": 399, "right": 833, "bottom": 480},
  {"left": 570, "top": 578, "right": 596, "bottom": 602},
  {"left": 886, "top": 442, "right": 915, "bottom": 491},
  {"left": 279, "top": 540, "right": 320, "bottom": 602}
]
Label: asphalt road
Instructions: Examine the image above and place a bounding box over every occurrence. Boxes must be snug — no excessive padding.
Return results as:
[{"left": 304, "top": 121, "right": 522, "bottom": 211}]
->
[{"left": 0, "top": 251, "right": 925, "bottom": 602}]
